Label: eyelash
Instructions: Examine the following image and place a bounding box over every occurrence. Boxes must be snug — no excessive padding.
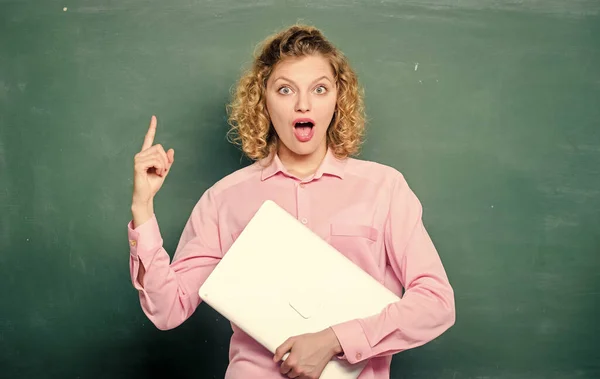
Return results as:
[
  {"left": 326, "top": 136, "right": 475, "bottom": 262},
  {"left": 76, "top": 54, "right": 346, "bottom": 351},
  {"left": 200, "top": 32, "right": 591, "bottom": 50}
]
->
[{"left": 277, "top": 85, "right": 328, "bottom": 95}]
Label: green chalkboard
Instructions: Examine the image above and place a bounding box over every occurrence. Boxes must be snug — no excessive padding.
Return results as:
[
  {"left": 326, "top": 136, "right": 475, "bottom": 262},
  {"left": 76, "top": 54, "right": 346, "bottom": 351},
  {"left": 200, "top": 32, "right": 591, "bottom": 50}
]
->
[{"left": 1, "top": 1, "right": 599, "bottom": 378}]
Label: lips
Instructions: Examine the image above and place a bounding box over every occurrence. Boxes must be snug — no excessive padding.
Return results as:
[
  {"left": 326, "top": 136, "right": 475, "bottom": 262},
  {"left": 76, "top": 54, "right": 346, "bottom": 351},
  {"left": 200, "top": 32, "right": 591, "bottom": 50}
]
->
[
  {"left": 293, "top": 118, "right": 315, "bottom": 128},
  {"left": 293, "top": 118, "right": 315, "bottom": 142}
]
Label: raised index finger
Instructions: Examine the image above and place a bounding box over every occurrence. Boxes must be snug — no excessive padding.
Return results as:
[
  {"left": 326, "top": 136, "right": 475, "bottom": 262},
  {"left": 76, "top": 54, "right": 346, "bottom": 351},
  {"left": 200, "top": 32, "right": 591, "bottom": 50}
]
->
[{"left": 141, "top": 115, "right": 157, "bottom": 151}]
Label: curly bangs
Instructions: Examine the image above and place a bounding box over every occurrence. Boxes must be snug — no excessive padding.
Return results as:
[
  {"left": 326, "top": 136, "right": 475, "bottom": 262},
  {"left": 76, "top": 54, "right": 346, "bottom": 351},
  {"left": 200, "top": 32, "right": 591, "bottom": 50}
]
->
[{"left": 226, "top": 24, "right": 365, "bottom": 161}]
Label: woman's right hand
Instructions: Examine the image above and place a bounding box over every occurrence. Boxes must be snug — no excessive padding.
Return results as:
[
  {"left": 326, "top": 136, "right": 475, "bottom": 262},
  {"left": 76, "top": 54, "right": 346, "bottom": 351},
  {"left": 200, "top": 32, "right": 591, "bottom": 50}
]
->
[{"left": 132, "top": 115, "right": 175, "bottom": 211}]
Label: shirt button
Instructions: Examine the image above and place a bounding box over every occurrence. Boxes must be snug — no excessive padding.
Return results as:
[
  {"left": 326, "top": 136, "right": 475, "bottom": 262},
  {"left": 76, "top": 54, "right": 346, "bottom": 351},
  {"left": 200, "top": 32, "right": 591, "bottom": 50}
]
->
[
  {"left": 129, "top": 240, "right": 137, "bottom": 247},
  {"left": 356, "top": 353, "right": 362, "bottom": 360},
  {"left": 299, "top": 183, "right": 305, "bottom": 188},
  {"left": 301, "top": 218, "right": 308, "bottom": 224}
]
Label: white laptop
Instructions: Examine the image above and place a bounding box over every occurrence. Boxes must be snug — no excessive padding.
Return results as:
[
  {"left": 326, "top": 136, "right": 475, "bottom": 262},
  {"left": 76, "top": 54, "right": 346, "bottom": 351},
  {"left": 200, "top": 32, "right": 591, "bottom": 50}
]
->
[{"left": 199, "top": 200, "right": 401, "bottom": 379}]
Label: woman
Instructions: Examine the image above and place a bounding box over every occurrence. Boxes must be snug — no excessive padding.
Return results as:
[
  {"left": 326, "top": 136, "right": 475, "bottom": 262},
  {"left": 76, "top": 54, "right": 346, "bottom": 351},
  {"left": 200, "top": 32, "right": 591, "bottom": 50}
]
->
[{"left": 128, "top": 24, "right": 455, "bottom": 379}]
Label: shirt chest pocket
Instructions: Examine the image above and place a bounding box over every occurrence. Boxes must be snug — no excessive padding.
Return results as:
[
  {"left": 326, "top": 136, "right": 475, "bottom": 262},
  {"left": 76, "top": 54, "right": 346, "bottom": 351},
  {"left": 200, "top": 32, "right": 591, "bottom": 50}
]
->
[
  {"left": 327, "top": 223, "right": 381, "bottom": 275},
  {"left": 330, "top": 224, "right": 379, "bottom": 242}
]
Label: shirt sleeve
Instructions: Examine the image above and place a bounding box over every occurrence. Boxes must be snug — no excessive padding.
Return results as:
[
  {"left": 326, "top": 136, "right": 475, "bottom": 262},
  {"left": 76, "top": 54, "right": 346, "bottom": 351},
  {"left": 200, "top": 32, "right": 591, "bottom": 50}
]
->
[
  {"left": 127, "top": 188, "right": 222, "bottom": 330},
  {"left": 330, "top": 173, "right": 455, "bottom": 364}
]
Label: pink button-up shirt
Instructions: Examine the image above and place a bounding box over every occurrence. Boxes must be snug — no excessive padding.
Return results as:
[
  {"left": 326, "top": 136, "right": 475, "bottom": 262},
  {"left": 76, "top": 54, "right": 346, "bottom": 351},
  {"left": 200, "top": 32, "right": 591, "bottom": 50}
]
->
[{"left": 127, "top": 148, "right": 455, "bottom": 379}]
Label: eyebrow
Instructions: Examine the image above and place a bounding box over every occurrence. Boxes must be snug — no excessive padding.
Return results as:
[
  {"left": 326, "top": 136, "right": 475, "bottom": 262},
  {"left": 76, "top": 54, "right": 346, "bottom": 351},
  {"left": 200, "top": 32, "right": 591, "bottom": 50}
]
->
[{"left": 272, "top": 75, "right": 333, "bottom": 86}]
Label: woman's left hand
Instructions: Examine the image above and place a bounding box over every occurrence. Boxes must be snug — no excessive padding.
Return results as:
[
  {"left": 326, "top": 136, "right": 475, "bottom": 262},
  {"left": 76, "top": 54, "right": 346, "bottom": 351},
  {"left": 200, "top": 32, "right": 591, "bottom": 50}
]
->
[{"left": 273, "top": 327, "right": 343, "bottom": 379}]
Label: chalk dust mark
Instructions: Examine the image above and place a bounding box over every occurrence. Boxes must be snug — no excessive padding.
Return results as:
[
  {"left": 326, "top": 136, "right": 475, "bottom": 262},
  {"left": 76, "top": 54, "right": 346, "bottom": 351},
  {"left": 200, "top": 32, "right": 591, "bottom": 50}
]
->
[
  {"left": 544, "top": 214, "right": 579, "bottom": 230},
  {"left": 538, "top": 185, "right": 600, "bottom": 198},
  {"left": 566, "top": 291, "right": 600, "bottom": 297},
  {"left": 558, "top": 143, "right": 600, "bottom": 153}
]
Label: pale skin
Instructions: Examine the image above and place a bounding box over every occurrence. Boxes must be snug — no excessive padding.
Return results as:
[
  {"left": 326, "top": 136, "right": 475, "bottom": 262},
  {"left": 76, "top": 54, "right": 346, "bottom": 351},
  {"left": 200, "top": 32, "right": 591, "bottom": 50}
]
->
[
  {"left": 131, "top": 115, "right": 175, "bottom": 282},
  {"left": 265, "top": 55, "right": 337, "bottom": 179},
  {"left": 131, "top": 54, "right": 343, "bottom": 378}
]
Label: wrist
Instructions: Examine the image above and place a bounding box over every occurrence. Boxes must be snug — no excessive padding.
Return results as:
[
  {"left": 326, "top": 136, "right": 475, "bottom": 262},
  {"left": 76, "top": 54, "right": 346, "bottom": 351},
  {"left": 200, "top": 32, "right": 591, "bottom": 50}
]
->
[
  {"left": 131, "top": 198, "right": 153, "bottom": 212},
  {"left": 326, "top": 327, "right": 343, "bottom": 355},
  {"left": 131, "top": 200, "right": 154, "bottom": 229}
]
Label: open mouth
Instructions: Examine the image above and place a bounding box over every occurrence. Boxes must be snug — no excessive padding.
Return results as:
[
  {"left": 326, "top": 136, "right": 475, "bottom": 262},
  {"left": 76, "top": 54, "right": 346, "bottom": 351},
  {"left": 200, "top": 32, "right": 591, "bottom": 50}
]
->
[
  {"left": 294, "top": 119, "right": 314, "bottom": 132},
  {"left": 293, "top": 119, "right": 315, "bottom": 141},
  {"left": 295, "top": 121, "right": 314, "bottom": 127}
]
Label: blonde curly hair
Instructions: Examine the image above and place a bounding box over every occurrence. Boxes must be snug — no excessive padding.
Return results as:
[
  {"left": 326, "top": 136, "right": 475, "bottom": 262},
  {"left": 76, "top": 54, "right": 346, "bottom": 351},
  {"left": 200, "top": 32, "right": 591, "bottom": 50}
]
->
[{"left": 227, "top": 24, "right": 366, "bottom": 161}]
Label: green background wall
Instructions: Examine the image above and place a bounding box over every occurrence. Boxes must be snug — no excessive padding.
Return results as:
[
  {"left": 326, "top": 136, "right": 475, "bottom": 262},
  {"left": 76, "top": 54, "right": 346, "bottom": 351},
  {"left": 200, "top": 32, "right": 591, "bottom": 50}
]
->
[{"left": 1, "top": 1, "right": 599, "bottom": 378}]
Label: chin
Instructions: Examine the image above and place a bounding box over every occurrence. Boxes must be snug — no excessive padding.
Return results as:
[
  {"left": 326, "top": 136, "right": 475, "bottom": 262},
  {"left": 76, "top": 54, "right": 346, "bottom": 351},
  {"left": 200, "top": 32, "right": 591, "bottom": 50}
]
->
[
  {"left": 287, "top": 147, "right": 314, "bottom": 157},
  {"left": 288, "top": 140, "right": 325, "bottom": 157}
]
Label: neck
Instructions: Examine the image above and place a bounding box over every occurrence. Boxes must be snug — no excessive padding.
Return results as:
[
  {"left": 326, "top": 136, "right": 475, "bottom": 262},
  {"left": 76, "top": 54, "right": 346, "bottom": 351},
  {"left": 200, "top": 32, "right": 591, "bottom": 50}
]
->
[{"left": 277, "top": 143, "right": 327, "bottom": 179}]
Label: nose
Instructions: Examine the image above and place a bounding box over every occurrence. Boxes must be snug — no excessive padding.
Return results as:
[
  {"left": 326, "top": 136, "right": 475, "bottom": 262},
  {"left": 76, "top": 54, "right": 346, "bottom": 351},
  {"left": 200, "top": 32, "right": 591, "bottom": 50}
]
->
[{"left": 295, "top": 92, "right": 311, "bottom": 113}]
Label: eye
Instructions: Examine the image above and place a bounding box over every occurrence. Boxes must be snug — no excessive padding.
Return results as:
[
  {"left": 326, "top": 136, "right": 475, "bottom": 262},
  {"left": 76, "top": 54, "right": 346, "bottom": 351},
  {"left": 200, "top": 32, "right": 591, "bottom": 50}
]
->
[
  {"left": 314, "top": 85, "right": 327, "bottom": 95},
  {"left": 278, "top": 86, "right": 293, "bottom": 95}
]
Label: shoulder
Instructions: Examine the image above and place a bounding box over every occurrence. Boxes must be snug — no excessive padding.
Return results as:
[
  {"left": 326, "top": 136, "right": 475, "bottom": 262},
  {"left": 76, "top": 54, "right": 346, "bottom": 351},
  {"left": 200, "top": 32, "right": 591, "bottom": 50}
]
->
[
  {"left": 192, "top": 161, "right": 262, "bottom": 210},
  {"left": 346, "top": 157, "right": 424, "bottom": 218},
  {"left": 206, "top": 160, "right": 263, "bottom": 197},
  {"left": 344, "top": 156, "right": 422, "bottom": 216},
  {"left": 188, "top": 161, "right": 262, "bottom": 214},
  {"left": 344, "top": 156, "right": 408, "bottom": 187}
]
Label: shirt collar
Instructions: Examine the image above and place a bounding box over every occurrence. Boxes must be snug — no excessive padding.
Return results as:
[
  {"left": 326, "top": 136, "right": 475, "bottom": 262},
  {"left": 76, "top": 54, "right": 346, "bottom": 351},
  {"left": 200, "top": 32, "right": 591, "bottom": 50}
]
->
[{"left": 260, "top": 147, "right": 346, "bottom": 181}]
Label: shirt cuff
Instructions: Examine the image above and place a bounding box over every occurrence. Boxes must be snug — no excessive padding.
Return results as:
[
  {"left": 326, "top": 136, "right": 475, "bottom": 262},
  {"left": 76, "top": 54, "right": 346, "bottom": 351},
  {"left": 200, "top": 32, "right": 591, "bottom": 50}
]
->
[
  {"left": 330, "top": 319, "right": 372, "bottom": 364},
  {"left": 127, "top": 215, "right": 163, "bottom": 263}
]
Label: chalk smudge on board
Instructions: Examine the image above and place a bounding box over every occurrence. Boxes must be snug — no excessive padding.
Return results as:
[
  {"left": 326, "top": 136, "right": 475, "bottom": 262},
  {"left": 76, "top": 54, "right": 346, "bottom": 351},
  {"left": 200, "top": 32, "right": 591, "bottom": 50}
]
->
[
  {"left": 558, "top": 143, "right": 600, "bottom": 153},
  {"left": 544, "top": 214, "right": 579, "bottom": 230}
]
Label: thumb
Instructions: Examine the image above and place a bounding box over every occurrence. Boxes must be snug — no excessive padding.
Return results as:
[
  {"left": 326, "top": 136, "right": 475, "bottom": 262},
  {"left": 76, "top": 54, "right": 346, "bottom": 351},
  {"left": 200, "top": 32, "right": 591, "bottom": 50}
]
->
[
  {"left": 163, "top": 149, "right": 175, "bottom": 176},
  {"left": 274, "top": 337, "right": 295, "bottom": 362}
]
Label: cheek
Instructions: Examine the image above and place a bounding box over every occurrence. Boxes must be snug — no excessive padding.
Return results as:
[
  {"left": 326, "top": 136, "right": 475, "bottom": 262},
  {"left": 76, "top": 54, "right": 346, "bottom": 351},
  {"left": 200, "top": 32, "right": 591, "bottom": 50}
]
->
[
  {"left": 328, "top": 92, "right": 338, "bottom": 111},
  {"left": 317, "top": 96, "right": 337, "bottom": 120},
  {"left": 266, "top": 98, "right": 289, "bottom": 134},
  {"left": 265, "top": 95, "right": 274, "bottom": 118},
  {"left": 328, "top": 98, "right": 337, "bottom": 116},
  {"left": 266, "top": 95, "right": 285, "bottom": 120}
]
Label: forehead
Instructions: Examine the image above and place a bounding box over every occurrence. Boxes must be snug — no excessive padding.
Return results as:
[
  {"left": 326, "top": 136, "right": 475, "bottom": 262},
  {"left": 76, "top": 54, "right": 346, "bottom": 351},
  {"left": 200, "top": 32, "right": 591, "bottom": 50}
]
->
[{"left": 269, "top": 54, "right": 334, "bottom": 82}]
